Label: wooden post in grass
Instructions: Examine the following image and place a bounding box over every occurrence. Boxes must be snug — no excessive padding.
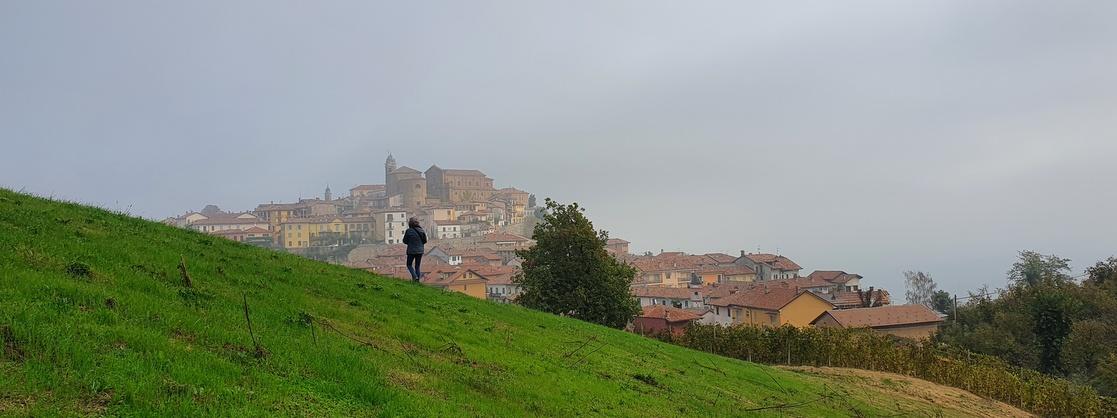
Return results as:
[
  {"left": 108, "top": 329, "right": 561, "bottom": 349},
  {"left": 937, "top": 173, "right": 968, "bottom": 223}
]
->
[
  {"left": 178, "top": 255, "right": 193, "bottom": 288},
  {"left": 242, "top": 293, "right": 262, "bottom": 357}
]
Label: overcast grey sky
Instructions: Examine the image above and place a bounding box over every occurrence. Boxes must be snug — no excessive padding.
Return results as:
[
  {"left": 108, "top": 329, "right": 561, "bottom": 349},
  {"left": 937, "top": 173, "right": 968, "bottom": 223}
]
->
[{"left": 3, "top": 1, "right": 1116, "bottom": 294}]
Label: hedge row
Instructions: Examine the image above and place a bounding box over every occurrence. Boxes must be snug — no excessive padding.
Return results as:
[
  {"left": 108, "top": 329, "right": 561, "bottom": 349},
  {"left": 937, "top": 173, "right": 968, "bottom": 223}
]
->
[{"left": 661, "top": 324, "right": 1117, "bottom": 416}]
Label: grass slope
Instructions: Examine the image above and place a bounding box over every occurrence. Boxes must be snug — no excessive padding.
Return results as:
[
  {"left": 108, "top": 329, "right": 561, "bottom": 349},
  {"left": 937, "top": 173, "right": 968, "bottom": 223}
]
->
[{"left": 0, "top": 189, "right": 984, "bottom": 417}]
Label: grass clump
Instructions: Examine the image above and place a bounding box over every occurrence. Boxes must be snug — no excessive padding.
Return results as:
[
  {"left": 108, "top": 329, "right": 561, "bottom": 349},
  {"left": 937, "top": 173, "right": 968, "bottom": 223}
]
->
[{"left": 65, "top": 261, "right": 93, "bottom": 279}]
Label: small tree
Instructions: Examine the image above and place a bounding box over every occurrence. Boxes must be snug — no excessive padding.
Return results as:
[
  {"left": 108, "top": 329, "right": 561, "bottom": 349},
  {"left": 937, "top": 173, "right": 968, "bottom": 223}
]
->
[
  {"left": 904, "top": 271, "right": 937, "bottom": 306},
  {"left": 514, "top": 199, "right": 640, "bottom": 329}
]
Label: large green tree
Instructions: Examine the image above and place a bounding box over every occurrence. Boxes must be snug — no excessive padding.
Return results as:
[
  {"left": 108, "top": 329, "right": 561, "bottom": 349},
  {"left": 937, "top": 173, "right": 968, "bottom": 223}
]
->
[
  {"left": 514, "top": 199, "right": 640, "bottom": 329},
  {"left": 937, "top": 251, "right": 1117, "bottom": 395},
  {"left": 1008, "top": 250, "right": 1071, "bottom": 287}
]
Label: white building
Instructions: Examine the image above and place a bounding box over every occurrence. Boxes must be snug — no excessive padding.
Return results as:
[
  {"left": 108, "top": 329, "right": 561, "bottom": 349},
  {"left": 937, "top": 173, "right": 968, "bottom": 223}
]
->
[
  {"left": 631, "top": 286, "right": 707, "bottom": 309},
  {"left": 434, "top": 220, "right": 463, "bottom": 239},
  {"left": 188, "top": 213, "right": 268, "bottom": 234},
  {"left": 373, "top": 209, "right": 408, "bottom": 244}
]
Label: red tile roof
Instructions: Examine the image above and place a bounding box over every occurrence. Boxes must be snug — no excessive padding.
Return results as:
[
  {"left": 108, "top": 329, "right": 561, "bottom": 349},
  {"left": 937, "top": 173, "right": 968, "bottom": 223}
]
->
[
  {"left": 815, "top": 304, "right": 942, "bottom": 328},
  {"left": 807, "top": 270, "right": 862, "bottom": 284},
  {"left": 420, "top": 263, "right": 518, "bottom": 286},
  {"left": 825, "top": 290, "right": 892, "bottom": 309},
  {"left": 640, "top": 305, "right": 704, "bottom": 322},
  {"left": 479, "top": 232, "right": 531, "bottom": 243},
  {"left": 743, "top": 253, "right": 802, "bottom": 271},
  {"left": 699, "top": 265, "right": 757, "bottom": 276},
  {"left": 708, "top": 282, "right": 833, "bottom": 311},
  {"left": 374, "top": 244, "right": 409, "bottom": 257},
  {"left": 459, "top": 250, "right": 502, "bottom": 260},
  {"left": 391, "top": 166, "right": 421, "bottom": 174},
  {"left": 703, "top": 253, "right": 738, "bottom": 264}
]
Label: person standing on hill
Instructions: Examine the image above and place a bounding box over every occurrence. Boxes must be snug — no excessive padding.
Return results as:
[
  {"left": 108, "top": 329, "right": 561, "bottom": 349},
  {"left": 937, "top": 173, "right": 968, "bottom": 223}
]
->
[{"left": 403, "top": 217, "right": 427, "bottom": 282}]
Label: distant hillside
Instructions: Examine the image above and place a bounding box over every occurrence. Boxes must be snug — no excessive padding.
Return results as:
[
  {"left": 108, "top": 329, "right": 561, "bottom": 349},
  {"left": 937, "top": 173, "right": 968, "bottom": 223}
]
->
[{"left": 0, "top": 188, "right": 1015, "bottom": 416}]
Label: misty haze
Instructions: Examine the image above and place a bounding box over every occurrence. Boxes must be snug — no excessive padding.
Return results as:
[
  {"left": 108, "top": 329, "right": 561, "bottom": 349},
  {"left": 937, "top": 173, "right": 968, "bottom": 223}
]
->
[{"left": 2, "top": 1, "right": 1116, "bottom": 416}]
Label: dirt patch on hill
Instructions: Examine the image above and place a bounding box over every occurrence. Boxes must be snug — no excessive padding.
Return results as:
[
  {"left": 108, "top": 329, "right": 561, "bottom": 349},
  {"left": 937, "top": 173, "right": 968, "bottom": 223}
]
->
[{"left": 780, "top": 366, "right": 1032, "bottom": 418}]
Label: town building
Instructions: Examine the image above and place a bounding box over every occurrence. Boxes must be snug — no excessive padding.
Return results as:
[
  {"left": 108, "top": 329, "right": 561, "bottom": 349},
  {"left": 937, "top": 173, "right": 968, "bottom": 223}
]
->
[
  {"left": 433, "top": 220, "right": 463, "bottom": 239},
  {"left": 421, "top": 267, "right": 490, "bottom": 299},
  {"left": 605, "top": 238, "right": 630, "bottom": 255},
  {"left": 188, "top": 213, "right": 269, "bottom": 234},
  {"left": 698, "top": 265, "right": 757, "bottom": 285},
  {"left": 733, "top": 252, "right": 802, "bottom": 281},
  {"left": 372, "top": 209, "right": 408, "bottom": 245},
  {"left": 632, "top": 305, "right": 704, "bottom": 337},
  {"left": 806, "top": 270, "right": 863, "bottom": 292},
  {"left": 632, "top": 286, "right": 707, "bottom": 309},
  {"left": 707, "top": 282, "right": 834, "bottom": 327},
  {"left": 481, "top": 266, "right": 520, "bottom": 303},
  {"left": 425, "top": 165, "right": 496, "bottom": 203},
  {"left": 810, "top": 304, "right": 944, "bottom": 340},
  {"left": 629, "top": 252, "right": 736, "bottom": 288},
  {"left": 349, "top": 184, "right": 385, "bottom": 199}
]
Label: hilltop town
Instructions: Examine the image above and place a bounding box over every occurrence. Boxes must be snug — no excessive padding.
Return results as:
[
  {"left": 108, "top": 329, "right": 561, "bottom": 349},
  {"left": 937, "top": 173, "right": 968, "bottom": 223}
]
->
[
  {"left": 165, "top": 156, "right": 938, "bottom": 340},
  {"left": 165, "top": 153, "right": 534, "bottom": 254}
]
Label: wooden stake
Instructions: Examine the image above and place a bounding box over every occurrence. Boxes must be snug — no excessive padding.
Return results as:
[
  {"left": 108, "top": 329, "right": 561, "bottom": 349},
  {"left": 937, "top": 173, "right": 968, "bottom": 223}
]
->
[
  {"left": 178, "top": 255, "right": 193, "bottom": 288},
  {"left": 242, "top": 293, "right": 263, "bottom": 357}
]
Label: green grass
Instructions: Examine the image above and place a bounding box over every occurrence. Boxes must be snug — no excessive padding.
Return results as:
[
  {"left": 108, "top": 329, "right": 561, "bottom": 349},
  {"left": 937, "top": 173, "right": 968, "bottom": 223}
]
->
[{"left": 0, "top": 189, "right": 970, "bottom": 417}]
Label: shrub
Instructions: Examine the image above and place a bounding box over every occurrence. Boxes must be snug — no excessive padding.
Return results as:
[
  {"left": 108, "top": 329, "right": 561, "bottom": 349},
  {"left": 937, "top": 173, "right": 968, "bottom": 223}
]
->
[{"left": 663, "top": 324, "right": 1109, "bottom": 416}]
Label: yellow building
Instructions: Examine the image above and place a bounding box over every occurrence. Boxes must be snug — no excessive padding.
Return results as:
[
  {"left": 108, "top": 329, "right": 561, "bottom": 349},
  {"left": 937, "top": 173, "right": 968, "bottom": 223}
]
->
[
  {"left": 708, "top": 284, "right": 834, "bottom": 328},
  {"left": 279, "top": 216, "right": 347, "bottom": 249},
  {"left": 422, "top": 268, "right": 489, "bottom": 299},
  {"left": 284, "top": 216, "right": 377, "bottom": 247}
]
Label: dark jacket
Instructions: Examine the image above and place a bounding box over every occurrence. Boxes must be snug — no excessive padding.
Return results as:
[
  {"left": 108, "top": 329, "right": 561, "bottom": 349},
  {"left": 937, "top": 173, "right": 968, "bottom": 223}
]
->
[{"left": 403, "top": 226, "right": 427, "bottom": 255}]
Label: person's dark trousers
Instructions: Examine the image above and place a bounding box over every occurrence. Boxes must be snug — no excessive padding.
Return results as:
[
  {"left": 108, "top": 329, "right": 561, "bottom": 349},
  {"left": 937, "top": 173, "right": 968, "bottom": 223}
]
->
[{"left": 406, "top": 253, "right": 422, "bottom": 282}]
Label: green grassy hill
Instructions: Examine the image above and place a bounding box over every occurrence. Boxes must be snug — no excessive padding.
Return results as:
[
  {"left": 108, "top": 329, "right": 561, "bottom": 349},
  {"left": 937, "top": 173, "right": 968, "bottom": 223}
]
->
[{"left": 0, "top": 189, "right": 1004, "bottom": 417}]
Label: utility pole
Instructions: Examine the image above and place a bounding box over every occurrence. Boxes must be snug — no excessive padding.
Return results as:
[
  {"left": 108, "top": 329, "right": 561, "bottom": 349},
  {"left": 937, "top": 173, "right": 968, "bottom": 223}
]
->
[{"left": 953, "top": 294, "right": 958, "bottom": 323}]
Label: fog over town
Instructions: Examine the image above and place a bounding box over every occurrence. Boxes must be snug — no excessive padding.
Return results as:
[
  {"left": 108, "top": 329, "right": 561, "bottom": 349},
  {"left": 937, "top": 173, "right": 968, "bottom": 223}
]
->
[{"left": 3, "top": 1, "right": 1117, "bottom": 295}]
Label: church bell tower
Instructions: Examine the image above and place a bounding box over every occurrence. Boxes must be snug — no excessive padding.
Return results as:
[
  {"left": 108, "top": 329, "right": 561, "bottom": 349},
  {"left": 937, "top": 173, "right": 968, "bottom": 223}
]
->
[{"left": 385, "top": 153, "right": 397, "bottom": 195}]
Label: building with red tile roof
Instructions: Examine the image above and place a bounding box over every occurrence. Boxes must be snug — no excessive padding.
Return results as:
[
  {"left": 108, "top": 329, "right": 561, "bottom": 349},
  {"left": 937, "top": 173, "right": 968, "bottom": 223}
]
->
[
  {"left": 807, "top": 270, "right": 864, "bottom": 292},
  {"left": 811, "top": 304, "right": 944, "bottom": 340},
  {"left": 733, "top": 252, "right": 802, "bottom": 281},
  {"left": 633, "top": 305, "right": 704, "bottom": 337},
  {"left": 707, "top": 281, "right": 834, "bottom": 328}
]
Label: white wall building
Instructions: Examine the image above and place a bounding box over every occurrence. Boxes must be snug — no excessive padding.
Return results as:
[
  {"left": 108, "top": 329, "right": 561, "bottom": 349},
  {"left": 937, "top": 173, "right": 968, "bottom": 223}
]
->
[{"left": 373, "top": 210, "right": 408, "bottom": 244}]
